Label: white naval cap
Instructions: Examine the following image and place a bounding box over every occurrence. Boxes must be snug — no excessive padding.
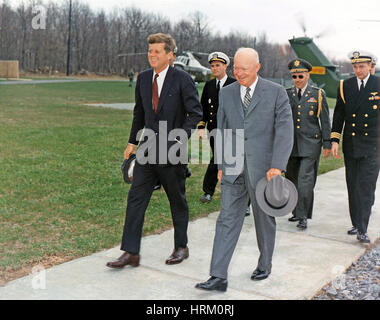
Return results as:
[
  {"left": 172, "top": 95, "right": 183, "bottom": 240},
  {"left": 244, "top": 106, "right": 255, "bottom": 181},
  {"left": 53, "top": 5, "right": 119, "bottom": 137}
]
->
[
  {"left": 348, "top": 50, "right": 373, "bottom": 64},
  {"left": 208, "top": 51, "right": 230, "bottom": 66}
]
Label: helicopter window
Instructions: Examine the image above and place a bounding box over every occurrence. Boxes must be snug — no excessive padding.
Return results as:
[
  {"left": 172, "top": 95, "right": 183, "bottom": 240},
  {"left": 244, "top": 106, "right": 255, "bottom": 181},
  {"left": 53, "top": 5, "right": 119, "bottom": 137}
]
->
[{"left": 177, "top": 56, "right": 190, "bottom": 65}]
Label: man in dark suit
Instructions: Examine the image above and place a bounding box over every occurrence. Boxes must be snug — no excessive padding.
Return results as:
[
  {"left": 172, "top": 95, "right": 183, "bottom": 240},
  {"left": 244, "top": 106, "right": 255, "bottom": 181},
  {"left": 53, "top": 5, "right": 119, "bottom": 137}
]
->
[
  {"left": 106, "top": 33, "right": 202, "bottom": 268},
  {"left": 198, "top": 52, "right": 236, "bottom": 204},
  {"left": 285, "top": 59, "right": 331, "bottom": 230},
  {"left": 331, "top": 51, "right": 380, "bottom": 243}
]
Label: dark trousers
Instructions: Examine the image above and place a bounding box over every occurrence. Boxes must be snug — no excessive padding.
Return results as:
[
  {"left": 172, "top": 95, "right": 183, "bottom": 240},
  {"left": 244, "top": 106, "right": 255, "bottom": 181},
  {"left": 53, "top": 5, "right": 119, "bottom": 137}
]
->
[
  {"left": 285, "top": 156, "right": 319, "bottom": 219},
  {"left": 203, "top": 136, "right": 218, "bottom": 196},
  {"left": 121, "top": 163, "right": 189, "bottom": 254},
  {"left": 344, "top": 154, "right": 379, "bottom": 234}
]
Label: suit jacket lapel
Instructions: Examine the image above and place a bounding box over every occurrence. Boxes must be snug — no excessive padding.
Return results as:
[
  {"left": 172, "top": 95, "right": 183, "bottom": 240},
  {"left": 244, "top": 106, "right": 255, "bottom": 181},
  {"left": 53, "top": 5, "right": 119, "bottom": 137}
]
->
[
  {"left": 298, "top": 84, "right": 310, "bottom": 104},
  {"left": 233, "top": 82, "right": 244, "bottom": 120},
  {"left": 143, "top": 69, "right": 154, "bottom": 113},
  {"left": 246, "top": 77, "right": 263, "bottom": 117},
  {"left": 156, "top": 66, "right": 174, "bottom": 114}
]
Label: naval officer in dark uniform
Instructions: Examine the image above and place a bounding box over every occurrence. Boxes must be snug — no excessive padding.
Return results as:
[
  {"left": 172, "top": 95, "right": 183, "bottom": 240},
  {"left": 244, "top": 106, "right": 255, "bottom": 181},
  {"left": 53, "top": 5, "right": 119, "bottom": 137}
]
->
[
  {"left": 198, "top": 52, "right": 236, "bottom": 202},
  {"left": 331, "top": 51, "right": 380, "bottom": 243},
  {"left": 285, "top": 59, "right": 331, "bottom": 230}
]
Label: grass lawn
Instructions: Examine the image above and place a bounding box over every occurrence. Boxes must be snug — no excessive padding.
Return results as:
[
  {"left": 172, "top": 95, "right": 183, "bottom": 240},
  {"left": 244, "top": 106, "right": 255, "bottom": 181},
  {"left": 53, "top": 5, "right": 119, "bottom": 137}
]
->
[{"left": 0, "top": 81, "right": 343, "bottom": 284}]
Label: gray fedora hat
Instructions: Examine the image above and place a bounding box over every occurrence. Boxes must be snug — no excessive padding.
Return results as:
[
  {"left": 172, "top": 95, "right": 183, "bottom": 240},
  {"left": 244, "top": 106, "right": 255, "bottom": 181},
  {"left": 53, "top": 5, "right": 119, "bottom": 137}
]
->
[{"left": 255, "top": 175, "right": 298, "bottom": 217}]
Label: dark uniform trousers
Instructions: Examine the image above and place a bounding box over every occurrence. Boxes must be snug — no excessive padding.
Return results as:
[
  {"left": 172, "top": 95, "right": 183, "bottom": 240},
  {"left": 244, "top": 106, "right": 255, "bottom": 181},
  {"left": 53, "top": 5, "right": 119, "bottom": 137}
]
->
[
  {"left": 198, "top": 77, "right": 236, "bottom": 196},
  {"left": 286, "top": 156, "right": 319, "bottom": 218},
  {"left": 344, "top": 154, "right": 379, "bottom": 234},
  {"left": 121, "top": 163, "right": 189, "bottom": 254},
  {"left": 203, "top": 136, "right": 218, "bottom": 196},
  {"left": 331, "top": 75, "right": 380, "bottom": 234},
  {"left": 285, "top": 85, "right": 331, "bottom": 219}
]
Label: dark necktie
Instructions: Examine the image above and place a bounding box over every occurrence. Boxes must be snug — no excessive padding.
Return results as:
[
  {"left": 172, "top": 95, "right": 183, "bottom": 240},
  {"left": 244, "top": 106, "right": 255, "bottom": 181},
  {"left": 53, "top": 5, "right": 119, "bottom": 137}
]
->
[
  {"left": 152, "top": 74, "right": 159, "bottom": 113},
  {"left": 217, "top": 80, "right": 220, "bottom": 93},
  {"left": 360, "top": 80, "right": 364, "bottom": 92},
  {"left": 298, "top": 88, "right": 302, "bottom": 100}
]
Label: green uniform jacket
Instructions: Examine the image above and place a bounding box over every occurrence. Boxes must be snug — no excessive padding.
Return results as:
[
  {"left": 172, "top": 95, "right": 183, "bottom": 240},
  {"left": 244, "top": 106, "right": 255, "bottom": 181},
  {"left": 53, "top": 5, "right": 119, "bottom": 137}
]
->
[{"left": 286, "top": 85, "right": 331, "bottom": 158}]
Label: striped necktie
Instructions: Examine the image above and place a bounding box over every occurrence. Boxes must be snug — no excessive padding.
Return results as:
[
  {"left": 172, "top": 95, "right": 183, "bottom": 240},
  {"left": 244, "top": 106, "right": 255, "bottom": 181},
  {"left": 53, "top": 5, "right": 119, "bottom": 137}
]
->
[{"left": 243, "top": 87, "right": 251, "bottom": 108}]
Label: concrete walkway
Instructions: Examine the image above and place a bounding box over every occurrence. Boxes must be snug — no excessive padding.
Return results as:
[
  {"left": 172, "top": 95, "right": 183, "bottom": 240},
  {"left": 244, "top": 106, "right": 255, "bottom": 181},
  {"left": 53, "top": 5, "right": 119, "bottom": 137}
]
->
[{"left": 0, "top": 167, "right": 379, "bottom": 300}]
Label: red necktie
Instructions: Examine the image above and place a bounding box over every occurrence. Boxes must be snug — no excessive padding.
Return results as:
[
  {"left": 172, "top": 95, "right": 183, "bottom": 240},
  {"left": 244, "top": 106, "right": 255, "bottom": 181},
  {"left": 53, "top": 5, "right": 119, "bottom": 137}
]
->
[{"left": 152, "top": 74, "right": 159, "bottom": 113}]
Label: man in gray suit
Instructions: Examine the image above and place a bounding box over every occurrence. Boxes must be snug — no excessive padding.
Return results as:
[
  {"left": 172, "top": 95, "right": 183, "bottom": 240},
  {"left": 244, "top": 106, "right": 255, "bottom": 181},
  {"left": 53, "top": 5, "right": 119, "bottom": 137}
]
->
[{"left": 195, "top": 48, "right": 293, "bottom": 291}]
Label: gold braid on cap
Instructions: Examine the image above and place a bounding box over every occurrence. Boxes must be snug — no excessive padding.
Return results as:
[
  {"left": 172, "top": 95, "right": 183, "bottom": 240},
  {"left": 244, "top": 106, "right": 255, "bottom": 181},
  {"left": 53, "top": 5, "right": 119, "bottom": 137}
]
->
[{"left": 290, "top": 68, "right": 309, "bottom": 73}]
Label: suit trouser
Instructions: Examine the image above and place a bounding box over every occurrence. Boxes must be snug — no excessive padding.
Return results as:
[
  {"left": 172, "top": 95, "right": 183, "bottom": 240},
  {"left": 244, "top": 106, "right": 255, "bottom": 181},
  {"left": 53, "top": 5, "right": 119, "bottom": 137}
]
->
[
  {"left": 203, "top": 136, "right": 218, "bottom": 196},
  {"left": 344, "top": 154, "right": 379, "bottom": 234},
  {"left": 202, "top": 136, "right": 251, "bottom": 210},
  {"left": 120, "top": 162, "right": 189, "bottom": 254},
  {"left": 210, "top": 172, "right": 276, "bottom": 279},
  {"left": 285, "top": 156, "right": 319, "bottom": 219}
]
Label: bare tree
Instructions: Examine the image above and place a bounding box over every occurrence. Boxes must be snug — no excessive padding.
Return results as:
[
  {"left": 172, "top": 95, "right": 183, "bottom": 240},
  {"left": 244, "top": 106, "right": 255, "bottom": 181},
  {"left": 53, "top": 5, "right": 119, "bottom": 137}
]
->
[{"left": 0, "top": 0, "right": 294, "bottom": 78}]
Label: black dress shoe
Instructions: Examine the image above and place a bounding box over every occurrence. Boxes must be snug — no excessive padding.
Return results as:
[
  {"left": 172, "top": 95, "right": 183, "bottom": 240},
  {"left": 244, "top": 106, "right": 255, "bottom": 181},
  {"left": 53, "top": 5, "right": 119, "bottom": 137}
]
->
[
  {"left": 357, "top": 233, "right": 370, "bottom": 243},
  {"left": 200, "top": 194, "right": 212, "bottom": 203},
  {"left": 251, "top": 268, "right": 270, "bottom": 281},
  {"left": 195, "top": 277, "right": 228, "bottom": 292},
  {"left": 347, "top": 227, "right": 358, "bottom": 235},
  {"left": 288, "top": 216, "right": 300, "bottom": 222},
  {"left": 297, "top": 218, "right": 307, "bottom": 230}
]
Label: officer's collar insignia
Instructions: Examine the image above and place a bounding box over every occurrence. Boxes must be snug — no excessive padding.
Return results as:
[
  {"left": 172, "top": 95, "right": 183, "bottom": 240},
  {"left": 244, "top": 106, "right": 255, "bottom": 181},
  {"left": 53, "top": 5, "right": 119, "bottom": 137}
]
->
[{"left": 294, "top": 60, "right": 300, "bottom": 67}]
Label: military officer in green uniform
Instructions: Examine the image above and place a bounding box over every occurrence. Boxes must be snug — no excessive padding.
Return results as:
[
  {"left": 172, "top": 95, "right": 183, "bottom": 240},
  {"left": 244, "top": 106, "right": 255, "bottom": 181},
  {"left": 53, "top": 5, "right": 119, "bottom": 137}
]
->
[
  {"left": 285, "top": 59, "right": 331, "bottom": 230},
  {"left": 331, "top": 51, "right": 380, "bottom": 243}
]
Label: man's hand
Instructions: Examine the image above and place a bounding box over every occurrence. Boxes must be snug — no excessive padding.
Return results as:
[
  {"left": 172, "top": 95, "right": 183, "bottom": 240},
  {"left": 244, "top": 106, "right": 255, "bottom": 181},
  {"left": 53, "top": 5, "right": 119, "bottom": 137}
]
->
[
  {"left": 331, "top": 142, "right": 340, "bottom": 159},
  {"left": 323, "top": 148, "right": 331, "bottom": 159},
  {"left": 198, "top": 129, "right": 205, "bottom": 139},
  {"left": 266, "top": 168, "right": 282, "bottom": 181},
  {"left": 124, "top": 143, "right": 137, "bottom": 159},
  {"left": 218, "top": 170, "right": 222, "bottom": 182}
]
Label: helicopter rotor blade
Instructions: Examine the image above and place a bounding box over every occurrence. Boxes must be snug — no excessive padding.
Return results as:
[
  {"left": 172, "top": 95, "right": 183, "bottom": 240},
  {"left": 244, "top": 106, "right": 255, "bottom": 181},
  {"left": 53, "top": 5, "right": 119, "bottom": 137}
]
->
[
  {"left": 357, "top": 19, "right": 380, "bottom": 22},
  {"left": 295, "top": 13, "right": 307, "bottom": 36},
  {"left": 314, "top": 27, "right": 334, "bottom": 39}
]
